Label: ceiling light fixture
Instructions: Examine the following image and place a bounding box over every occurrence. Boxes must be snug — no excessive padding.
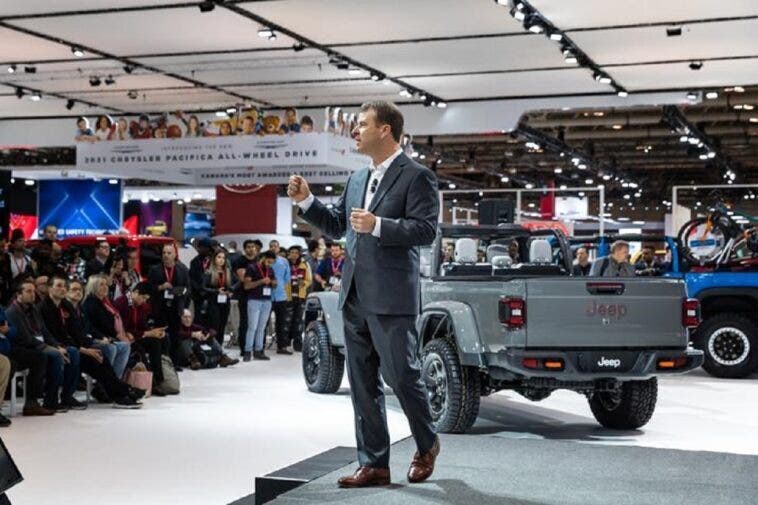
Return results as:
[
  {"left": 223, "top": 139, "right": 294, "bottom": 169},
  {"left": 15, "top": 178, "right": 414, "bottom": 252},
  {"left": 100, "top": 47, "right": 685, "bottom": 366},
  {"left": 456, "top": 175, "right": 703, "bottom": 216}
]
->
[
  {"left": 617, "top": 90, "right": 628, "bottom": 97},
  {"left": 292, "top": 42, "right": 306, "bottom": 52},
  {"left": 104, "top": 75, "right": 115, "bottom": 85},
  {"left": 7, "top": 64, "right": 16, "bottom": 74},
  {"left": 66, "top": 99, "right": 75, "bottom": 110},
  {"left": 199, "top": 0, "right": 215, "bottom": 13},
  {"left": 24, "top": 66, "right": 36, "bottom": 74},
  {"left": 398, "top": 89, "right": 412, "bottom": 98},
  {"left": 15, "top": 87, "right": 24, "bottom": 99},
  {"left": 549, "top": 31, "right": 563, "bottom": 41},
  {"left": 89, "top": 76, "right": 101, "bottom": 87},
  {"left": 127, "top": 90, "right": 138, "bottom": 99},
  {"left": 258, "top": 27, "right": 275, "bottom": 39},
  {"left": 71, "top": 46, "right": 84, "bottom": 57},
  {"left": 123, "top": 65, "right": 134, "bottom": 74},
  {"left": 689, "top": 60, "right": 703, "bottom": 71},
  {"left": 705, "top": 91, "right": 718, "bottom": 99},
  {"left": 29, "top": 92, "right": 41, "bottom": 101},
  {"left": 524, "top": 14, "right": 545, "bottom": 33}
]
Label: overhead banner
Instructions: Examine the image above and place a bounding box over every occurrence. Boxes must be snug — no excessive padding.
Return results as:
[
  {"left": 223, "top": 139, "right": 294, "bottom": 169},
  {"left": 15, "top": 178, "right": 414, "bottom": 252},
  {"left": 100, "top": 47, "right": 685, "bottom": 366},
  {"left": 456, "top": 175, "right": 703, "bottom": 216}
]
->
[{"left": 75, "top": 133, "right": 369, "bottom": 184}]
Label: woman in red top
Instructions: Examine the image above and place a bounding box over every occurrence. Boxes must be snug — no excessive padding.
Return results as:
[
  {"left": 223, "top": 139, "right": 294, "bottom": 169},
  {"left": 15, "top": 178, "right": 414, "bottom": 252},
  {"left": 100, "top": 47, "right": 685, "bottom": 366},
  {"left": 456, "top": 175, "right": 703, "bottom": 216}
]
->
[{"left": 202, "top": 248, "right": 232, "bottom": 345}]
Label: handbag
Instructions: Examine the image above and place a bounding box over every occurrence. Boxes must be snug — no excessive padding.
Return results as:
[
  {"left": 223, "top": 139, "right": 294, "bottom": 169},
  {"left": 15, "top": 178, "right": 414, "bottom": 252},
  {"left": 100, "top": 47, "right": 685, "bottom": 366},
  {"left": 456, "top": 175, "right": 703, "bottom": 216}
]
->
[
  {"left": 125, "top": 367, "right": 153, "bottom": 397},
  {"left": 160, "top": 355, "right": 181, "bottom": 394},
  {"left": 193, "top": 340, "right": 221, "bottom": 369}
]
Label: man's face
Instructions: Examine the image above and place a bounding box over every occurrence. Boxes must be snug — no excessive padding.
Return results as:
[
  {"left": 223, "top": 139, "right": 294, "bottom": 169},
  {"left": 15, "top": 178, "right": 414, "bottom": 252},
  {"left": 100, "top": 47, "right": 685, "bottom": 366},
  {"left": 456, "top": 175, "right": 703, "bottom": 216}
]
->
[
  {"left": 97, "top": 242, "right": 111, "bottom": 257},
  {"left": 576, "top": 248, "right": 588, "bottom": 264},
  {"left": 613, "top": 246, "right": 630, "bottom": 263},
  {"left": 44, "top": 226, "right": 57, "bottom": 241},
  {"left": 50, "top": 279, "right": 67, "bottom": 300},
  {"left": 132, "top": 292, "right": 148, "bottom": 306},
  {"left": 181, "top": 310, "right": 193, "bottom": 327},
  {"left": 352, "top": 109, "right": 387, "bottom": 156},
  {"left": 244, "top": 243, "right": 257, "bottom": 257},
  {"left": 19, "top": 283, "right": 35, "bottom": 304},
  {"left": 67, "top": 282, "right": 83, "bottom": 303},
  {"left": 269, "top": 241, "right": 280, "bottom": 254},
  {"left": 35, "top": 277, "right": 49, "bottom": 297},
  {"left": 331, "top": 245, "right": 342, "bottom": 258},
  {"left": 162, "top": 245, "right": 176, "bottom": 263},
  {"left": 12, "top": 239, "right": 25, "bottom": 252},
  {"left": 642, "top": 249, "right": 655, "bottom": 263}
]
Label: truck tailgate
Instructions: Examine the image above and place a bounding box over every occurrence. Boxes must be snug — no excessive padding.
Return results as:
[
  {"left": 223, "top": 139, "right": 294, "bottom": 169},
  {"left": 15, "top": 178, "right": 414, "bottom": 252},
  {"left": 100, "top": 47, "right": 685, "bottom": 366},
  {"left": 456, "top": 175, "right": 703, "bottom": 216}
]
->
[{"left": 524, "top": 277, "right": 687, "bottom": 348}]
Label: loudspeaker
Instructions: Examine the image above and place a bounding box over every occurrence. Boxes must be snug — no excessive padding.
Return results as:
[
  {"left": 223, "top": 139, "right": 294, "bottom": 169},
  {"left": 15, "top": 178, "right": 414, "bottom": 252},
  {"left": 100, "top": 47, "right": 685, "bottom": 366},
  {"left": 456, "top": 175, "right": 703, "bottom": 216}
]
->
[{"left": 478, "top": 199, "right": 515, "bottom": 225}]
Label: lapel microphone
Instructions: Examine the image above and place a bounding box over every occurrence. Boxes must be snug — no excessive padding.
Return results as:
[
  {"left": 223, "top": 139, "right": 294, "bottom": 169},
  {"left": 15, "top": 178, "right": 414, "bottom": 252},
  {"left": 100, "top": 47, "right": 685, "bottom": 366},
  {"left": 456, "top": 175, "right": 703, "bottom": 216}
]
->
[{"left": 369, "top": 177, "right": 379, "bottom": 194}]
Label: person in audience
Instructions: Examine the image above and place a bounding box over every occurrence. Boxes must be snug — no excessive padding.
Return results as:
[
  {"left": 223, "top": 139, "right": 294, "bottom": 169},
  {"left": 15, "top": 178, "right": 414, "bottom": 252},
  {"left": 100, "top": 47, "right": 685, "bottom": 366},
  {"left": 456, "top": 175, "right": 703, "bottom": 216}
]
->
[
  {"left": 232, "top": 239, "right": 262, "bottom": 355},
  {"left": 43, "top": 225, "right": 58, "bottom": 242},
  {"left": 305, "top": 240, "right": 322, "bottom": 293},
  {"left": 130, "top": 114, "right": 153, "bottom": 139},
  {"left": 202, "top": 248, "right": 232, "bottom": 345},
  {"left": 635, "top": 245, "right": 663, "bottom": 276},
  {"left": 75, "top": 117, "right": 98, "bottom": 142},
  {"left": 8, "top": 229, "right": 32, "bottom": 281},
  {"left": 315, "top": 243, "right": 344, "bottom": 292},
  {"left": 508, "top": 239, "right": 521, "bottom": 263},
  {"left": 85, "top": 239, "right": 111, "bottom": 278},
  {"left": 81, "top": 275, "right": 131, "bottom": 379},
  {"left": 115, "top": 118, "right": 130, "bottom": 140},
  {"left": 300, "top": 115, "right": 314, "bottom": 133},
  {"left": 286, "top": 246, "right": 311, "bottom": 352},
  {"left": 572, "top": 247, "right": 592, "bottom": 276},
  {"left": 226, "top": 240, "right": 242, "bottom": 265},
  {"left": 30, "top": 241, "right": 63, "bottom": 279},
  {"left": 34, "top": 275, "right": 50, "bottom": 304},
  {"left": 124, "top": 247, "right": 142, "bottom": 290},
  {"left": 106, "top": 254, "right": 128, "bottom": 300},
  {"left": 0, "top": 237, "right": 12, "bottom": 305},
  {"left": 280, "top": 107, "right": 301, "bottom": 133},
  {"left": 189, "top": 238, "right": 214, "bottom": 326},
  {"left": 63, "top": 245, "right": 86, "bottom": 281},
  {"left": 7, "top": 278, "right": 83, "bottom": 412},
  {"left": 591, "top": 240, "right": 635, "bottom": 277},
  {"left": 115, "top": 282, "right": 173, "bottom": 396},
  {"left": 177, "top": 309, "right": 238, "bottom": 370},
  {"left": 94, "top": 115, "right": 116, "bottom": 141},
  {"left": 1, "top": 300, "right": 53, "bottom": 417},
  {"left": 40, "top": 275, "right": 143, "bottom": 408},
  {"left": 268, "top": 241, "right": 292, "bottom": 354},
  {"left": 147, "top": 242, "right": 190, "bottom": 368},
  {"left": 243, "top": 250, "right": 277, "bottom": 361}
]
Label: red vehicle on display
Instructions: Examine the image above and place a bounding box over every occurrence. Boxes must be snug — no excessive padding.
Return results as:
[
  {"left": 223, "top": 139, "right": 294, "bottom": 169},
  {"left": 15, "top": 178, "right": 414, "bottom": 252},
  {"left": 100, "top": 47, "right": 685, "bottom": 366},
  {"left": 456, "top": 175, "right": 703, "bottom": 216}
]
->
[{"left": 29, "top": 235, "right": 175, "bottom": 278}]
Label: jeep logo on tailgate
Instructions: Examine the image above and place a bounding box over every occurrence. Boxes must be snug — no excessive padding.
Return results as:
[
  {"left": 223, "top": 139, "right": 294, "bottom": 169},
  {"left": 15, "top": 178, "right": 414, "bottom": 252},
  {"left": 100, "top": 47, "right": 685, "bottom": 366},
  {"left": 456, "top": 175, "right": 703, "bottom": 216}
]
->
[
  {"left": 597, "top": 356, "right": 622, "bottom": 368},
  {"left": 585, "top": 301, "right": 627, "bottom": 319}
]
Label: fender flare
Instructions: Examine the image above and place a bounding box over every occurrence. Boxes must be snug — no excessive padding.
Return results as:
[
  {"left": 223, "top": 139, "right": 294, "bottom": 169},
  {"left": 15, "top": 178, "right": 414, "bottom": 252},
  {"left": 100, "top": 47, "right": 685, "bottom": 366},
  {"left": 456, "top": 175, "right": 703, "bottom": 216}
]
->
[
  {"left": 304, "top": 292, "right": 345, "bottom": 347},
  {"left": 418, "top": 301, "right": 485, "bottom": 368}
]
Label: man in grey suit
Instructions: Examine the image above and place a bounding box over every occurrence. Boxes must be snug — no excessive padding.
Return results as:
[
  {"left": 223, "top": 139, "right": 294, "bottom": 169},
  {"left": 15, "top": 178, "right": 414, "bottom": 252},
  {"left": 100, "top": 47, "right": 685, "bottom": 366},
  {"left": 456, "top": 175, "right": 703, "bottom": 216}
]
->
[{"left": 288, "top": 101, "right": 440, "bottom": 488}]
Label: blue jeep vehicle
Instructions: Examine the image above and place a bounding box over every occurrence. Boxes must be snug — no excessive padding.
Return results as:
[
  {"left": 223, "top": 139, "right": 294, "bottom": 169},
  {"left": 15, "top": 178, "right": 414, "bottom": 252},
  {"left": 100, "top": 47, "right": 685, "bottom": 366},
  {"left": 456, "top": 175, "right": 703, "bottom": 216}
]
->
[{"left": 580, "top": 227, "right": 758, "bottom": 379}]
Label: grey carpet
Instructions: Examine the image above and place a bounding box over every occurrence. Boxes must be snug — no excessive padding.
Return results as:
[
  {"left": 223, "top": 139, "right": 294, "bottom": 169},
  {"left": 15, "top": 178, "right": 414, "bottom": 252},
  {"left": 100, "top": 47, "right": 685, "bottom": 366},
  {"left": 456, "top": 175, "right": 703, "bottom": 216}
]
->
[{"left": 266, "top": 435, "right": 758, "bottom": 505}]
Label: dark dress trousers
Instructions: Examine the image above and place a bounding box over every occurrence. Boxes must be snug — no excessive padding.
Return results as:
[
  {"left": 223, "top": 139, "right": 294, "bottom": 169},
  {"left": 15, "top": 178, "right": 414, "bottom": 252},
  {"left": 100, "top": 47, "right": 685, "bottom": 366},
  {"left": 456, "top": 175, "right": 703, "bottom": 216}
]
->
[{"left": 301, "top": 152, "right": 439, "bottom": 468}]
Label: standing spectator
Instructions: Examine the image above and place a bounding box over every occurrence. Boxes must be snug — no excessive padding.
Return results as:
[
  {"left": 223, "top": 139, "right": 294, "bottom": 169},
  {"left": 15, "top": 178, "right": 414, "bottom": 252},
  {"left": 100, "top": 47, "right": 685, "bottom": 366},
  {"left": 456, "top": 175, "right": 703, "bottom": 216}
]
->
[
  {"left": 286, "top": 246, "right": 311, "bottom": 352},
  {"left": 106, "top": 254, "right": 128, "bottom": 300},
  {"left": 94, "top": 115, "right": 116, "bottom": 141},
  {"left": 268, "top": 240, "right": 292, "bottom": 354},
  {"left": 572, "top": 247, "right": 593, "bottom": 276},
  {"left": 635, "top": 246, "right": 663, "bottom": 276},
  {"left": 43, "top": 224, "right": 58, "bottom": 241},
  {"left": 63, "top": 245, "right": 86, "bottom": 281},
  {"left": 40, "top": 276, "right": 142, "bottom": 408},
  {"left": 7, "top": 278, "right": 83, "bottom": 411},
  {"left": 8, "top": 229, "right": 32, "bottom": 281},
  {"left": 300, "top": 115, "right": 314, "bottom": 133},
  {"left": 305, "top": 240, "right": 322, "bottom": 292},
  {"left": 202, "top": 248, "right": 232, "bottom": 345},
  {"left": 147, "top": 242, "right": 190, "bottom": 368},
  {"left": 176, "top": 309, "right": 238, "bottom": 370},
  {"left": 243, "top": 250, "right": 277, "bottom": 361},
  {"left": 115, "top": 118, "right": 130, "bottom": 140},
  {"left": 189, "top": 238, "right": 213, "bottom": 325},
  {"left": 280, "top": 107, "right": 301, "bottom": 133},
  {"left": 115, "top": 282, "right": 173, "bottom": 396},
  {"left": 315, "top": 243, "right": 344, "bottom": 292},
  {"left": 591, "top": 240, "right": 636, "bottom": 277},
  {"left": 232, "top": 239, "right": 262, "bottom": 355},
  {"left": 226, "top": 240, "right": 242, "bottom": 265},
  {"left": 75, "top": 117, "right": 98, "bottom": 142},
  {"left": 124, "top": 247, "right": 142, "bottom": 290},
  {"left": 81, "top": 275, "right": 131, "bottom": 379},
  {"left": 85, "top": 239, "right": 111, "bottom": 278},
  {"left": 1, "top": 296, "right": 53, "bottom": 416},
  {"left": 0, "top": 236, "right": 12, "bottom": 305}
]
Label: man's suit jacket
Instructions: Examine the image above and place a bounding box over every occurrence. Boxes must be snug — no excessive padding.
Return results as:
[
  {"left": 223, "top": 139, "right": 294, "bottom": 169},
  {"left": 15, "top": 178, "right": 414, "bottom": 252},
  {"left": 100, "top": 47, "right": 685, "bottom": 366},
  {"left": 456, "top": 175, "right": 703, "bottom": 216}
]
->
[{"left": 301, "top": 152, "right": 438, "bottom": 315}]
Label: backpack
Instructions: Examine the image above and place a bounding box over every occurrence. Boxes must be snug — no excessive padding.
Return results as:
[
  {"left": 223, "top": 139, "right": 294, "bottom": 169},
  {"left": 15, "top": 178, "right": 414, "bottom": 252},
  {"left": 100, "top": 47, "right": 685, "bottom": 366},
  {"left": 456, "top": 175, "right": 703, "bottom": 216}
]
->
[{"left": 160, "top": 355, "right": 181, "bottom": 394}]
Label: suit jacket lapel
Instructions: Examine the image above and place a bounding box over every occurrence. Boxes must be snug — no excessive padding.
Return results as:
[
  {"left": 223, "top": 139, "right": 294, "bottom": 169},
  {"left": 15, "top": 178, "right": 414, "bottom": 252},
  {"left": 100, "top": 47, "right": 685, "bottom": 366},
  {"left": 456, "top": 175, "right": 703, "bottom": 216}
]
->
[
  {"left": 368, "top": 154, "right": 405, "bottom": 213},
  {"left": 350, "top": 167, "right": 369, "bottom": 210}
]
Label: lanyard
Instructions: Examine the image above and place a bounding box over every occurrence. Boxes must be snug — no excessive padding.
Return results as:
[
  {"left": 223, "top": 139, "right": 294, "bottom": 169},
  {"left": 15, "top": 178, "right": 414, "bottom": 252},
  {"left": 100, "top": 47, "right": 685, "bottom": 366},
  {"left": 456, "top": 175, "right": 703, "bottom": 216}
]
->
[
  {"left": 164, "top": 265, "right": 175, "bottom": 284},
  {"left": 218, "top": 271, "right": 225, "bottom": 288},
  {"left": 257, "top": 263, "right": 269, "bottom": 280},
  {"left": 331, "top": 257, "right": 343, "bottom": 275},
  {"left": 12, "top": 255, "right": 26, "bottom": 274},
  {"left": 130, "top": 306, "right": 139, "bottom": 329}
]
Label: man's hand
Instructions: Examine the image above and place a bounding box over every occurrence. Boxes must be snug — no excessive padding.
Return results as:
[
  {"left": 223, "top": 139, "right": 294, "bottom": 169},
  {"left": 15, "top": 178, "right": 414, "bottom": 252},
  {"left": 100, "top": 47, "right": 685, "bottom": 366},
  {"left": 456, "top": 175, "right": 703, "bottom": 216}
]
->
[
  {"left": 262, "top": 277, "right": 272, "bottom": 286},
  {"left": 191, "top": 331, "right": 204, "bottom": 340},
  {"left": 287, "top": 175, "right": 311, "bottom": 203},
  {"left": 81, "top": 347, "right": 103, "bottom": 364},
  {"left": 57, "top": 346, "right": 70, "bottom": 364},
  {"left": 350, "top": 208, "right": 377, "bottom": 233}
]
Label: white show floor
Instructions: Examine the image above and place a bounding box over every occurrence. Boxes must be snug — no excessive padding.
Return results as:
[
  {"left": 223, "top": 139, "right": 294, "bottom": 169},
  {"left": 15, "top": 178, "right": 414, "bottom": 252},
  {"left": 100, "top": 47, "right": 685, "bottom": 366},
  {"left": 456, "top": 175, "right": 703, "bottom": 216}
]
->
[{"left": 2, "top": 353, "right": 757, "bottom": 505}]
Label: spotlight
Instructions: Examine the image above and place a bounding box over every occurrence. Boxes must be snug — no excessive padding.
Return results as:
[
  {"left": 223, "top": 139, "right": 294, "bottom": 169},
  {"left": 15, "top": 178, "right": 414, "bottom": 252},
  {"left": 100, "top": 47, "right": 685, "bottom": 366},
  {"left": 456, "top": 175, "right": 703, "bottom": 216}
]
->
[
  {"left": 689, "top": 60, "right": 703, "bottom": 71},
  {"left": 436, "top": 101, "right": 447, "bottom": 108},
  {"left": 348, "top": 68, "right": 362, "bottom": 75},
  {"left": 336, "top": 61, "right": 349, "bottom": 70},
  {"left": 513, "top": 9, "right": 526, "bottom": 21},
  {"left": 29, "top": 92, "right": 41, "bottom": 101},
  {"left": 258, "top": 27, "right": 275, "bottom": 39},
  {"left": 71, "top": 46, "right": 84, "bottom": 57},
  {"left": 7, "top": 64, "right": 16, "bottom": 74},
  {"left": 15, "top": 88, "right": 24, "bottom": 99},
  {"left": 89, "top": 76, "right": 101, "bottom": 86},
  {"left": 123, "top": 65, "right": 135, "bottom": 74},
  {"left": 563, "top": 48, "right": 577, "bottom": 64},
  {"left": 524, "top": 15, "right": 545, "bottom": 34},
  {"left": 292, "top": 42, "right": 306, "bottom": 52},
  {"left": 66, "top": 99, "right": 75, "bottom": 110},
  {"left": 24, "top": 66, "right": 36, "bottom": 73},
  {"left": 127, "top": 90, "right": 138, "bottom": 99},
  {"left": 617, "top": 90, "right": 628, "bottom": 97},
  {"left": 666, "top": 26, "right": 682, "bottom": 37},
  {"left": 549, "top": 31, "right": 563, "bottom": 41},
  {"left": 686, "top": 91, "right": 698, "bottom": 101},
  {"left": 24, "top": 179, "right": 35, "bottom": 186},
  {"left": 398, "top": 89, "right": 412, "bottom": 98},
  {"left": 705, "top": 91, "right": 718, "bottom": 99},
  {"left": 104, "top": 75, "right": 115, "bottom": 85},
  {"left": 199, "top": 1, "right": 215, "bottom": 12},
  {"left": 593, "top": 71, "right": 611, "bottom": 84},
  {"left": 494, "top": 0, "right": 508, "bottom": 4},
  {"left": 370, "top": 72, "right": 385, "bottom": 81}
]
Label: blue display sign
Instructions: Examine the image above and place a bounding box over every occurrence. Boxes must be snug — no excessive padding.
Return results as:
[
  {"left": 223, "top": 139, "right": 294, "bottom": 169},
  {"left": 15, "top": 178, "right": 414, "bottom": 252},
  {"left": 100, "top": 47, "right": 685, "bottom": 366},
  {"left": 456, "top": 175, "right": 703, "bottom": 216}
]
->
[{"left": 38, "top": 179, "right": 122, "bottom": 238}]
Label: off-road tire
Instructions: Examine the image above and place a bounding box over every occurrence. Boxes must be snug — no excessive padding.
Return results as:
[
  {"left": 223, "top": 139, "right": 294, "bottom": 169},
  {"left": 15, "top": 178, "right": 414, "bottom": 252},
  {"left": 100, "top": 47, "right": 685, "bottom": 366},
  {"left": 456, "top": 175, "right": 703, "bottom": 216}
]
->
[
  {"left": 695, "top": 313, "right": 758, "bottom": 378},
  {"left": 302, "top": 321, "right": 344, "bottom": 394},
  {"left": 589, "top": 377, "right": 658, "bottom": 430}
]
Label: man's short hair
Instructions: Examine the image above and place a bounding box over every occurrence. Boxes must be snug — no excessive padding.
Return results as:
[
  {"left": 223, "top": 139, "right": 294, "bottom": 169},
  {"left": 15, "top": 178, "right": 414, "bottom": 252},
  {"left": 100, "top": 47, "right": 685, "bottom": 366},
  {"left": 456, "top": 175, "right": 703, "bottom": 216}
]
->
[
  {"left": 252, "top": 239, "right": 263, "bottom": 249},
  {"left": 48, "top": 275, "right": 68, "bottom": 287},
  {"left": 307, "top": 239, "right": 319, "bottom": 253},
  {"left": 242, "top": 239, "right": 255, "bottom": 249},
  {"left": 610, "top": 240, "right": 630, "bottom": 253},
  {"left": 576, "top": 247, "right": 587, "bottom": 256},
  {"left": 261, "top": 250, "right": 277, "bottom": 260},
  {"left": 288, "top": 245, "right": 303, "bottom": 253},
  {"left": 133, "top": 282, "right": 153, "bottom": 296},
  {"left": 360, "top": 101, "right": 404, "bottom": 143},
  {"left": 331, "top": 243, "right": 343, "bottom": 250},
  {"left": 642, "top": 245, "right": 655, "bottom": 252},
  {"left": 15, "top": 278, "right": 34, "bottom": 294}
]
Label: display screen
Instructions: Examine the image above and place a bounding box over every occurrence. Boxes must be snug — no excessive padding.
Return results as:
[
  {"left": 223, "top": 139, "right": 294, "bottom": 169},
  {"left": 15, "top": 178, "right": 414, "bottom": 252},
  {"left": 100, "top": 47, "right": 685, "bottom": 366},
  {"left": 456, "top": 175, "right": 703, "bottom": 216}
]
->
[
  {"left": 184, "top": 212, "right": 213, "bottom": 243},
  {"left": 38, "top": 180, "right": 122, "bottom": 238},
  {"left": 8, "top": 213, "right": 37, "bottom": 239}
]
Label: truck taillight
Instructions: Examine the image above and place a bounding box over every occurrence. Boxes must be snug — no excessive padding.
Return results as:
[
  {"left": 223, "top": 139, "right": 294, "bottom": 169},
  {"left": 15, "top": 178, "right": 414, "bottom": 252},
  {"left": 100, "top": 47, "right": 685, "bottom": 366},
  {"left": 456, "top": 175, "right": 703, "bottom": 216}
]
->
[
  {"left": 682, "top": 298, "right": 701, "bottom": 328},
  {"left": 499, "top": 297, "right": 526, "bottom": 328}
]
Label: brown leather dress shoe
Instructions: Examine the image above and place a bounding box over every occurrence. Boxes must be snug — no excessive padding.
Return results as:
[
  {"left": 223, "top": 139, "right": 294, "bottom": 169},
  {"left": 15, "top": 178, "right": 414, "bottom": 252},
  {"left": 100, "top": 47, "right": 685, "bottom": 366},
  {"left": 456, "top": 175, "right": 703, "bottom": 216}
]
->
[
  {"left": 337, "top": 466, "right": 391, "bottom": 488},
  {"left": 22, "top": 404, "right": 55, "bottom": 416},
  {"left": 407, "top": 436, "right": 441, "bottom": 483}
]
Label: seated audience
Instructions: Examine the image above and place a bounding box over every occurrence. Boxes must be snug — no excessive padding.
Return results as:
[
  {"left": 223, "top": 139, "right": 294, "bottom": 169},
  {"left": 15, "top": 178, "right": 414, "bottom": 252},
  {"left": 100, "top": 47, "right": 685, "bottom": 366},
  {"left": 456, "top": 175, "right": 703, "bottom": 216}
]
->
[
  {"left": 81, "top": 275, "right": 131, "bottom": 379},
  {"left": 85, "top": 239, "right": 111, "bottom": 278},
  {"left": 8, "top": 229, "right": 32, "bottom": 281},
  {"left": 63, "top": 245, "right": 86, "bottom": 281},
  {"left": 124, "top": 247, "right": 142, "bottom": 289},
  {"left": 106, "top": 254, "right": 128, "bottom": 300},
  {"left": 177, "top": 309, "right": 238, "bottom": 370},
  {"left": 40, "top": 276, "right": 142, "bottom": 408},
  {"left": 0, "top": 348, "right": 9, "bottom": 427}
]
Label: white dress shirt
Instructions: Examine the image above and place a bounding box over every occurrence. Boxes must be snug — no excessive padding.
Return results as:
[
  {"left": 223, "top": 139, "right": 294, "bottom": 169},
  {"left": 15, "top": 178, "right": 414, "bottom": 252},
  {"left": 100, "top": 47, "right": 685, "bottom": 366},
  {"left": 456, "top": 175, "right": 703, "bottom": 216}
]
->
[{"left": 297, "top": 148, "right": 403, "bottom": 238}]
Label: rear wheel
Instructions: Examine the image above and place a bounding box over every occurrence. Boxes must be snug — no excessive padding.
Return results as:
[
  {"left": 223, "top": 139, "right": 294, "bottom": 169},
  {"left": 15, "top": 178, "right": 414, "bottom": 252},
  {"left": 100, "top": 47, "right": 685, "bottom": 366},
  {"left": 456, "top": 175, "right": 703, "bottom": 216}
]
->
[
  {"left": 695, "top": 313, "right": 758, "bottom": 378},
  {"left": 421, "top": 338, "right": 480, "bottom": 434},
  {"left": 588, "top": 378, "right": 657, "bottom": 430},
  {"left": 302, "top": 321, "right": 344, "bottom": 394}
]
